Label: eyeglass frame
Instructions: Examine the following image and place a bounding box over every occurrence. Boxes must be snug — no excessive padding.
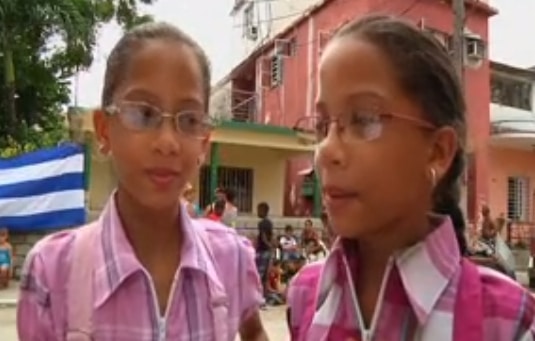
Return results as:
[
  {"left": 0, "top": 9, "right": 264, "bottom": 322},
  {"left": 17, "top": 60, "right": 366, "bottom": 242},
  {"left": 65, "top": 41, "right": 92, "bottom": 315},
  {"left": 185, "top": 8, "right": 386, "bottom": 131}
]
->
[
  {"left": 293, "top": 110, "right": 437, "bottom": 143},
  {"left": 103, "top": 100, "right": 217, "bottom": 139}
]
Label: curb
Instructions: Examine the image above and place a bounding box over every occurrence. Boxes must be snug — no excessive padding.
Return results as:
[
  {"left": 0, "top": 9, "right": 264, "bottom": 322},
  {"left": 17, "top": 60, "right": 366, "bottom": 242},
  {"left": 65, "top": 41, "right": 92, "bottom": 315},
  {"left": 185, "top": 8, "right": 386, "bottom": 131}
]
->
[{"left": 0, "top": 298, "right": 17, "bottom": 309}]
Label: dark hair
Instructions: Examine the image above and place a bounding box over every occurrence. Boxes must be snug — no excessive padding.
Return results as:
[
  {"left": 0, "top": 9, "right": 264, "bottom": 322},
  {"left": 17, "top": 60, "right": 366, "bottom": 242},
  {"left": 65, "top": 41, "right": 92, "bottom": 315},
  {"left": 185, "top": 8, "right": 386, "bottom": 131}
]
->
[
  {"left": 304, "top": 219, "right": 313, "bottom": 226},
  {"left": 257, "top": 202, "right": 270, "bottom": 213},
  {"left": 224, "top": 188, "right": 236, "bottom": 203},
  {"left": 285, "top": 224, "right": 293, "bottom": 232},
  {"left": 102, "top": 22, "right": 211, "bottom": 110},
  {"left": 331, "top": 15, "right": 468, "bottom": 255},
  {"left": 213, "top": 199, "right": 226, "bottom": 215}
]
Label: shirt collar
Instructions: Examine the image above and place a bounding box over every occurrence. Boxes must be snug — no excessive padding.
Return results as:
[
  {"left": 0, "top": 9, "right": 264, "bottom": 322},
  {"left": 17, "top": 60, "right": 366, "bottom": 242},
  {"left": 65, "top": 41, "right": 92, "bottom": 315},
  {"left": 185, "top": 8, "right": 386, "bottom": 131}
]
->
[
  {"left": 330, "top": 214, "right": 461, "bottom": 326},
  {"left": 93, "top": 193, "right": 218, "bottom": 307}
]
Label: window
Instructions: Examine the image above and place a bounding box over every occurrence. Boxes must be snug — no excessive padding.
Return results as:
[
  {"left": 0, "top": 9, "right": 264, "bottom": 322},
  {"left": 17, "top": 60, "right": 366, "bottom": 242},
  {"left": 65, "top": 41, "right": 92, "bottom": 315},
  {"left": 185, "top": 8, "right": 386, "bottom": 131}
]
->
[
  {"left": 270, "top": 54, "right": 283, "bottom": 87},
  {"left": 491, "top": 74, "right": 532, "bottom": 111},
  {"left": 243, "top": 3, "right": 256, "bottom": 40},
  {"left": 507, "top": 176, "right": 531, "bottom": 221},
  {"left": 199, "top": 166, "right": 254, "bottom": 213}
]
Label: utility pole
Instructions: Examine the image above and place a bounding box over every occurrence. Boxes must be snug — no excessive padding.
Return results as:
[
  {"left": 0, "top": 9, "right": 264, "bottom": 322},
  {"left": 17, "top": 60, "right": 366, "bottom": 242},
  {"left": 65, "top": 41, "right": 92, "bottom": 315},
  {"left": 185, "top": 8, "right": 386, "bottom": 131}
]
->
[
  {"left": 452, "top": 0, "right": 466, "bottom": 87},
  {"left": 452, "top": 0, "right": 470, "bottom": 220}
]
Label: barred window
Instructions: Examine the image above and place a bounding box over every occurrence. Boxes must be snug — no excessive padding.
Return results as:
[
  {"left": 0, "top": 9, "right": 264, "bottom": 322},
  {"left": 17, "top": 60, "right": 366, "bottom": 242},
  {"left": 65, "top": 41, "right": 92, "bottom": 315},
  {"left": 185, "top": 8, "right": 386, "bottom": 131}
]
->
[
  {"left": 507, "top": 176, "right": 531, "bottom": 221},
  {"left": 199, "top": 166, "right": 254, "bottom": 213}
]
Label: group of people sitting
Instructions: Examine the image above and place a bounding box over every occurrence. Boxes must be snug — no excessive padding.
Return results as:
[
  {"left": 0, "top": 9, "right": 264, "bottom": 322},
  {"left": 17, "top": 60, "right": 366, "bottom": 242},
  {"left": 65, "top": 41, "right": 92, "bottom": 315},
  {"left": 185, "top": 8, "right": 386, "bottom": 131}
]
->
[{"left": 263, "top": 220, "right": 329, "bottom": 306}]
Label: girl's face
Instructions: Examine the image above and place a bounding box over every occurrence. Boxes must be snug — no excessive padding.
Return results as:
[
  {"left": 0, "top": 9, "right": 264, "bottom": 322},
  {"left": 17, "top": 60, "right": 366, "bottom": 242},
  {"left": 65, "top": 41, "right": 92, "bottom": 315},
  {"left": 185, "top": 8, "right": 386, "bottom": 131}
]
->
[
  {"left": 314, "top": 37, "right": 456, "bottom": 239},
  {"left": 95, "top": 40, "right": 209, "bottom": 210}
]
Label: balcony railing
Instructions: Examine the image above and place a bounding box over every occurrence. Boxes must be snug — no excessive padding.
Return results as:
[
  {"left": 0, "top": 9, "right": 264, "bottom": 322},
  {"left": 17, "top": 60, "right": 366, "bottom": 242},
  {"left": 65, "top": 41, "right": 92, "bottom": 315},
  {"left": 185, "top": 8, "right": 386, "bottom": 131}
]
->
[
  {"left": 491, "top": 119, "right": 535, "bottom": 135},
  {"left": 210, "top": 85, "right": 258, "bottom": 123}
]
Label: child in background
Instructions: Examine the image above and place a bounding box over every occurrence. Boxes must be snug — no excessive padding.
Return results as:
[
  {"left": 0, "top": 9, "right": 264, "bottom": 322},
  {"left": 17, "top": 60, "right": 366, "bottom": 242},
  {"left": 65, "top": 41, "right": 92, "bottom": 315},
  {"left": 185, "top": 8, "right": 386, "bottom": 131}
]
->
[
  {"left": 17, "top": 22, "right": 267, "bottom": 341},
  {"left": 181, "top": 182, "right": 200, "bottom": 218},
  {"left": 280, "top": 225, "right": 300, "bottom": 262},
  {"left": 0, "top": 228, "right": 12, "bottom": 288},
  {"left": 288, "top": 15, "right": 535, "bottom": 340},
  {"left": 266, "top": 260, "right": 285, "bottom": 306},
  {"left": 207, "top": 199, "right": 226, "bottom": 223}
]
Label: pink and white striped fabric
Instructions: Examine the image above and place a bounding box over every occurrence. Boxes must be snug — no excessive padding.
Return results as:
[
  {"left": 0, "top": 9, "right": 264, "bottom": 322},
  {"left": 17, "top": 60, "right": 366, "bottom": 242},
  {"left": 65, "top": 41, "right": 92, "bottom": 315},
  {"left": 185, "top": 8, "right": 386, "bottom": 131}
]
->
[
  {"left": 17, "top": 195, "right": 263, "bottom": 340},
  {"left": 288, "top": 215, "right": 535, "bottom": 340}
]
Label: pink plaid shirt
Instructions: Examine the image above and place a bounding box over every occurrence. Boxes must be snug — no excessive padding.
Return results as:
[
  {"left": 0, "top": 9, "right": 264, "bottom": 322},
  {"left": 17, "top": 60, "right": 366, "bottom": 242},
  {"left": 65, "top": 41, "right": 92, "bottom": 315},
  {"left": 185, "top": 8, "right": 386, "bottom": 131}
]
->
[
  {"left": 17, "top": 196, "right": 263, "bottom": 340},
  {"left": 288, "top": 215, "right": 535, "bottom": 340}
]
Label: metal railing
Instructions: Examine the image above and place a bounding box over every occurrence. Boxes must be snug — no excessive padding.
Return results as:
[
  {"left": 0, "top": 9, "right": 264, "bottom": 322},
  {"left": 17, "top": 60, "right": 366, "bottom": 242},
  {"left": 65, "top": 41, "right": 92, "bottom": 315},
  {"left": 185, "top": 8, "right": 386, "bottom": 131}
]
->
[{"left": 210, "top": 86, "right": 258, "bottom": 123}]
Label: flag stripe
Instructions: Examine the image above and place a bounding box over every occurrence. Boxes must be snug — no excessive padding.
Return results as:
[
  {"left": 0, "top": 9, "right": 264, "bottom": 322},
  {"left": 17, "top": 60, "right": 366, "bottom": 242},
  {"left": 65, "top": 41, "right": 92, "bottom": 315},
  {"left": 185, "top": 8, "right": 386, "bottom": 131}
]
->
[
  {"left": 0, "top": 173, "right": 84, "bottom": 199},
  {"left": 0, "top": 144, "right": 86, "bottom": 231},
  {"left": 0, "top": 154, "right": 83, "bottom": 187},
  {"left": 0, "top": 144, "right": 82, "bottom": 170},
  {"left": 0, "top": 208, "right": 86, "bottom": 231},
  {"left": 0, "top": 190, "right": 85, "bottom": 217}
]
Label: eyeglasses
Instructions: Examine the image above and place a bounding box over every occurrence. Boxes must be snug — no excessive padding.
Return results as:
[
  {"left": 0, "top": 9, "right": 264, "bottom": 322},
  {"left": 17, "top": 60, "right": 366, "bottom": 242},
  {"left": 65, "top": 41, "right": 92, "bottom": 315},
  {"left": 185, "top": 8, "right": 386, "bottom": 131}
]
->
[
  {"left": 294, "top": 108, "right": 435, "bottom": 143},
  {"left": 104, "top": 101, "right": 214, "bottom": 139}
]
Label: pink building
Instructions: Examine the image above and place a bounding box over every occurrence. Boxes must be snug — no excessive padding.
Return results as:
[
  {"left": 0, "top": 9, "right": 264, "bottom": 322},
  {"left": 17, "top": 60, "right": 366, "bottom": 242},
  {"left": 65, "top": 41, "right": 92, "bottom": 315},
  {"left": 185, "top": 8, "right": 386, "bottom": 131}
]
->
[
  {"left": 214, "top": 0, "right": 497, "bottom": 219},
  {"left": 489, "top": 62, "right": 535, "bottom": 244}
]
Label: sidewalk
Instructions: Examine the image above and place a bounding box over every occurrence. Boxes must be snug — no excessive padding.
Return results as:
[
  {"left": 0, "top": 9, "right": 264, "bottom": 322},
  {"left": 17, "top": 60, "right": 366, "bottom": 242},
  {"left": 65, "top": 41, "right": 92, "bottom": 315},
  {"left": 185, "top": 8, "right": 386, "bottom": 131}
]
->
[{"left": 0, "top": 282, "right": 18, "bottom": 308}]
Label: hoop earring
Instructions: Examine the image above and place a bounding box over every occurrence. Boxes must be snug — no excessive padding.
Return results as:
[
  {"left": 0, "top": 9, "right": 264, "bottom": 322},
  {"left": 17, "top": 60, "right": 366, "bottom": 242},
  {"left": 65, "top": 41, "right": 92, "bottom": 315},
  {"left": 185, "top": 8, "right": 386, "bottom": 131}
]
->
[
  {"left": 429, "top": 167, "right": 437, "bottom": 188},
  {"left": 98, "top": 144, "right": 108, "bottom": 155}
]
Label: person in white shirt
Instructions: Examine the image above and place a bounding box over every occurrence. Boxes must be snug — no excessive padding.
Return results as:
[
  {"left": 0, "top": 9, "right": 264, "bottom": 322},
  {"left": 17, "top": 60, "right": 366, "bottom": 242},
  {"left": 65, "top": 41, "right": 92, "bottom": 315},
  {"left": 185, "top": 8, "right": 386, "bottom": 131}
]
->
[{"left": 280, "top": 225, "right": 300, "bottom": 262}]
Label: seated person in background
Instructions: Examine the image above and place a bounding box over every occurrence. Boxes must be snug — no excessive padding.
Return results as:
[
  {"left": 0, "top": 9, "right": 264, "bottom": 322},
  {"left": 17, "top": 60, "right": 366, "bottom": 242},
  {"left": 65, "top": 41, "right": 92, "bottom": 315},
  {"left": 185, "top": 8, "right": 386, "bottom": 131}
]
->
[
  {"left": 0, "top": 228, "right": 13, "bottom": 289},
  {"left": 301, "top": 219, "right": 327, "bottom": 260},
  {"left": 280, "top": 225, "right": 300, "bottom": 262},
  {"left": 266, "top": 260, "right": 285, "bottom": 306},
  {"left": 206, "top": 199, "right": 226, "bottom": 223}
]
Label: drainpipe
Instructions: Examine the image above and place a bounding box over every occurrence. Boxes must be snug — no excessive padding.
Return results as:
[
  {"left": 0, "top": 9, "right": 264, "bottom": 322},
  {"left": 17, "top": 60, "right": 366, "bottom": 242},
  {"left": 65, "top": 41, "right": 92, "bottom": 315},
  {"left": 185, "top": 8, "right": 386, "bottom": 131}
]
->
[
  {"left": 209, "top": 142, "right": 220, "bottom": 201},
  {"left": 313, "top": 171, "right": 322, "bottom": 217}
]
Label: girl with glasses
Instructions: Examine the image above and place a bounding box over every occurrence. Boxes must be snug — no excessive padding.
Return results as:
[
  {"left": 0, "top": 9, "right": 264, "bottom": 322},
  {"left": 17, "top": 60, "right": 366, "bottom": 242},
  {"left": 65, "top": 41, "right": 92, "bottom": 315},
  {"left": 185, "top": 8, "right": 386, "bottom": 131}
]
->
[
  {"left": 288, "top": 15, "right": 535, "bottom": 341},
  {"left": 17, "top": 22, "right": 267, "bottom": 341}
]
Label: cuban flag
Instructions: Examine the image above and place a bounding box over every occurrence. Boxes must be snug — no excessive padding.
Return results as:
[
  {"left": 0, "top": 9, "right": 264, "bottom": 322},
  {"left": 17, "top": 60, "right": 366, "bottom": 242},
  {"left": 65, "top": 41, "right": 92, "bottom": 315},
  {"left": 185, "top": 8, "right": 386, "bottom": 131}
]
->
[{"left": 0, "top": 144, "right": 86, "bottom": 231}]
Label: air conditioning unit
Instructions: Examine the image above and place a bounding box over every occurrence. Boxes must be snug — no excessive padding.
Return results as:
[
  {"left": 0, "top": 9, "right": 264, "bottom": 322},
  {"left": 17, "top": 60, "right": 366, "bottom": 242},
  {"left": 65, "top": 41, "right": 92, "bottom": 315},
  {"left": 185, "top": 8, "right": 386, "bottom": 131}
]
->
[
  {"left": 275, "top": 39, "right": 293, "bottom": 56},
  {"left": 466, "top": 37, "right": 485, "bottom": 59}
]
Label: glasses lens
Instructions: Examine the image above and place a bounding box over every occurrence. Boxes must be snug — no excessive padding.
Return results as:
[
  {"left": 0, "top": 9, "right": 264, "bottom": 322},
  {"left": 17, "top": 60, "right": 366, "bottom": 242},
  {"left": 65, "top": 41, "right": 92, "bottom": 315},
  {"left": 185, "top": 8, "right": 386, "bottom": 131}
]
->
[
  {"left": 176, "top": 111, "right": 211, "bottom": 137},
  {"left": 119, "top": 103, "right": 161, "bottom": 131},
  {"left": 347, "top": 110, "right": 382, "bottom": 141}
]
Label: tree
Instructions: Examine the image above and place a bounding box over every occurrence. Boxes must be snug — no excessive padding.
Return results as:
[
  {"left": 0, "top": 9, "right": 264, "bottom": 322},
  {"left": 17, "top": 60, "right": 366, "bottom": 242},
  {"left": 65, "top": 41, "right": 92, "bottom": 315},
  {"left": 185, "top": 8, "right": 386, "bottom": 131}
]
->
[{"left": 0, "top": 0, "right": 156, "bottom": 156}]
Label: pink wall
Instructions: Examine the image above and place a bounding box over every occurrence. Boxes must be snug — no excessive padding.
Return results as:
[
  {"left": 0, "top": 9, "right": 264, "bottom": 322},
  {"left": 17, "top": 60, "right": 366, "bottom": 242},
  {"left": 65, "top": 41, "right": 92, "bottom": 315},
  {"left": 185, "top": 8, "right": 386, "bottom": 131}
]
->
[
  {"left": 488, "top": 147, "right": 535, "bottom": 221},
  {"left": 250, "top": 0, "right": 495, "bottom": 216}
]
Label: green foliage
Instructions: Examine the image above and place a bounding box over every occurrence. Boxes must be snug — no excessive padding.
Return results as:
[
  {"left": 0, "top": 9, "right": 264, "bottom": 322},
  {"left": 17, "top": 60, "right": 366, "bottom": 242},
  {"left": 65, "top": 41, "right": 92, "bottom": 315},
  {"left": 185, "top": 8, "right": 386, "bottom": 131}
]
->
[{"left": 0, "top": 0, "right": 156, "bottom": 157}]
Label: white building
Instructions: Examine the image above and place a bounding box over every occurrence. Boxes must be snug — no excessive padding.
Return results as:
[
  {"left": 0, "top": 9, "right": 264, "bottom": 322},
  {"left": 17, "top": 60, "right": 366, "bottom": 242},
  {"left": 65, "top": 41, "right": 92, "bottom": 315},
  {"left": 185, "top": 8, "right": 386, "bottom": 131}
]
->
[{"left": 230, "top": 0, "right": 323, "bottom": 61}]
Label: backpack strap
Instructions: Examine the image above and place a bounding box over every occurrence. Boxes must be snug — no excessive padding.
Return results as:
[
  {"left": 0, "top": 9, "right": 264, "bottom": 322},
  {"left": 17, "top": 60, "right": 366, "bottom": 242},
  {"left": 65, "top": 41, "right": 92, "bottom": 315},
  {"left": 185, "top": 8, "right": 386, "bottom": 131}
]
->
[
  {"left": 453, "top": 258, "right": 483, "bottom": 341},
  {"left": 191, "top": 220, "right": 229, "bottom": 341},
  {"left": 66, "top": 223, "right": 99, "bottom": 341}
]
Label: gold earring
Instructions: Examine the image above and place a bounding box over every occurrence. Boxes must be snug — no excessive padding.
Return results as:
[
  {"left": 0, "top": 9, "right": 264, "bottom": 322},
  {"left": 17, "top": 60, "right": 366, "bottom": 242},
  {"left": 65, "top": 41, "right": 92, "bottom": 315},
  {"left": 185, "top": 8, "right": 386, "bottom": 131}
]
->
[{"left": 429, "top": 167, "right": 437, "bottom": 188}]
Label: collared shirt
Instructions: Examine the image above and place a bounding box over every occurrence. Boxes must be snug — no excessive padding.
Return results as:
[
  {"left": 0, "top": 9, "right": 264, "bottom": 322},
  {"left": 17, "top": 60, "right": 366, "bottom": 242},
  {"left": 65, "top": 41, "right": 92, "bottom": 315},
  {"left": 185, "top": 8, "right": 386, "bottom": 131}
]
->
[
  {"left": 17, "top": 195, "right": 263, "bottom": 341},
  {"left": 288, "top": 215, "right": 535, "bottom": 340}
]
